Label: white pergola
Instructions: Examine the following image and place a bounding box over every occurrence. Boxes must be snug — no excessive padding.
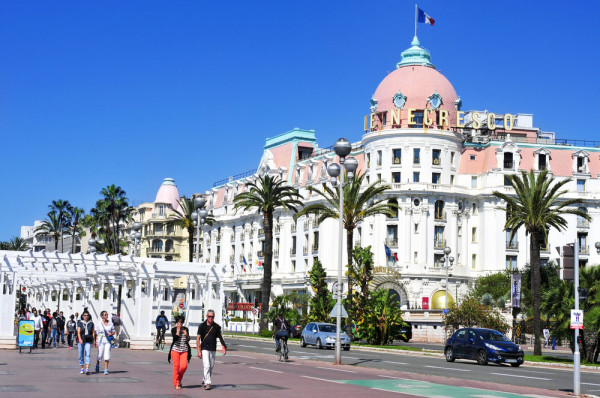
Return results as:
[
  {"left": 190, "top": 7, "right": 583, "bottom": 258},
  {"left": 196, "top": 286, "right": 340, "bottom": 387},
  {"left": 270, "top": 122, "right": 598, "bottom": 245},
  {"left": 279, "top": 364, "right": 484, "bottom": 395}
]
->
[{"left": 0, "top": 250, "right": 225, "bottom": 349}]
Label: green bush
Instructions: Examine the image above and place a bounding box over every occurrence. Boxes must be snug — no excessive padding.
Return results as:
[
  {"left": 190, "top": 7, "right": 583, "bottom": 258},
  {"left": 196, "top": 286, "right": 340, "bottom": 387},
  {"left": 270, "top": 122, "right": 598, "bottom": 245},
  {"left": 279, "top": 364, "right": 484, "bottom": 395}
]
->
[
  {"left": 260, "top": 329, "right": 274, "bottom": 338},
  {"left": 229, "top": 317, "right": 245, "bottom": 322}
]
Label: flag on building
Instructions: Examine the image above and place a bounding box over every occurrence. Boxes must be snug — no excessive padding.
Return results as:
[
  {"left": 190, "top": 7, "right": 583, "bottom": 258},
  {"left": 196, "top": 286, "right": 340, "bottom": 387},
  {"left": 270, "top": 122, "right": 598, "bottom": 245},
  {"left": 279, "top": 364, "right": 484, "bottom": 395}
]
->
[
  {"left": 242, "top": 256, "right": 247, "bottom": 272},
  {"left": 384, "top": 244, "right": 392, "bottom": 257},
  {"left": 393, "top": 253, "right": 399, "bottom": 263},
  {"left": 417, "top": 8, "right": 435, "bottom": 25}
]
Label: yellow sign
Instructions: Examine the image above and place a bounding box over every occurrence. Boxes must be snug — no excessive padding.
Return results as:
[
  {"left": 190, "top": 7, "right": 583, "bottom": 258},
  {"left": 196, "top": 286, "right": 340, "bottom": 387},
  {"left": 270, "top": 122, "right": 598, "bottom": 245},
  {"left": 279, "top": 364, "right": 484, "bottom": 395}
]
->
[
  {"left": 373, "top": 266, "right": 401, "bottom": 277},
  {"left": 18, "top": 322, "right": 34, "bottom": 336}
]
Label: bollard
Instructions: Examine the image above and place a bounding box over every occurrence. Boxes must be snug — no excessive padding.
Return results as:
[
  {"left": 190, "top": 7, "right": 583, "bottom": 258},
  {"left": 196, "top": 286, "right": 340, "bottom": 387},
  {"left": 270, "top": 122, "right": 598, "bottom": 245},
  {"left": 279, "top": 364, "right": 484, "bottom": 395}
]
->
[{"left": 552, "top": 337, "right": 556, "bottom": 350}]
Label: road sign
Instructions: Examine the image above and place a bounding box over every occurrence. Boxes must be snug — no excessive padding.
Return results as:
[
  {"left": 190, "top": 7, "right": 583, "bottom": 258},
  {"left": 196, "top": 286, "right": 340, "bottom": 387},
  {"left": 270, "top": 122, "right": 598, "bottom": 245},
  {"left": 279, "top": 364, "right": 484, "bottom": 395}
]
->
[
  {"left": 252, "top": 307, "right": 258, "bottom": 316},
  {"left": 329, "top": 300, "right": 348, "bottom": 318},
  {"left": 571, "top": 309, "right": 584, "bottom": 329}
]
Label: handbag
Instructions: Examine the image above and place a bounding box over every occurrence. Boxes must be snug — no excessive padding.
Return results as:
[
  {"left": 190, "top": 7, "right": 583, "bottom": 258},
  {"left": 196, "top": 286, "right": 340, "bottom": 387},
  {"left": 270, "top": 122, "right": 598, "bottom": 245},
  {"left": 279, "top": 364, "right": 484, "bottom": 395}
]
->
[{"left": 101, "top": 322, "right": 115, "bottom": 343}]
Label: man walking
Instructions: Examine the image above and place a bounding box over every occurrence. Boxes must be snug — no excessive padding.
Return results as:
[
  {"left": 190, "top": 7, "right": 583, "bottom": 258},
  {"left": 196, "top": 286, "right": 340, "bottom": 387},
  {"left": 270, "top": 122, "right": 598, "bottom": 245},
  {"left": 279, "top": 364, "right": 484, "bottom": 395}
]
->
[
  {"left": 49, "top": 312, "right": 59, "bottom": 348},
  {"left": 31, "top": 308, "right": 42, "bottom": 349},
  {"left": 57, "top": 311, "right": 66, "bottom": 344},
  {"left": 196, "top": 310, "right": 227, "bottom": 390}
]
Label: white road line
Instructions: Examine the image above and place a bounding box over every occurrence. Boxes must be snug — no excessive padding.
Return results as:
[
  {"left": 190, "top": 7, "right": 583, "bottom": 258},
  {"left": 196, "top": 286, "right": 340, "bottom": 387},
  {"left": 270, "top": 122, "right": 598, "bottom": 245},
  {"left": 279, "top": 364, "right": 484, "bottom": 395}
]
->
[
  {"left": 582, "top": 382, "right": 600, "bottom": 386},
  {"left": 490, "top": 372, "right": 551, "bottom": 380},
  {"left": 424, "top": 365, "right": 471, "bottom": 372},
  {"left": 227, "top": 354, "right": 254, "bottom": 359},
  {"left": 316, "top": 366, "right": 357, "bottom": 373},
  {"left": 372, "top": 387, "right": 403, "bottom": 394},
  {"left": 379, "top": 375, "right": 401, "bottom": 379},
  {"left": 236, "top": 345, "right": 257, "bottom": 348},
  {"left": 301, "top": 375, "right": 345, "bottom": 384},
  {"left": 248, "top": 366, "right": 283, "bottom": 374},
  {"left": 383, "top": 361, "right": 408, "bottom": 365}
]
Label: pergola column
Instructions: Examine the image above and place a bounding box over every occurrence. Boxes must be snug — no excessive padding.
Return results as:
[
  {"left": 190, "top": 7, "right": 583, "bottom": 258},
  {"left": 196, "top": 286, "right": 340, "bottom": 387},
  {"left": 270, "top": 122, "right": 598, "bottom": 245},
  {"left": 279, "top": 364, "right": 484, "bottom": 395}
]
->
[{"left": 0, "top": 270, "right": 17, "bottom": 349}]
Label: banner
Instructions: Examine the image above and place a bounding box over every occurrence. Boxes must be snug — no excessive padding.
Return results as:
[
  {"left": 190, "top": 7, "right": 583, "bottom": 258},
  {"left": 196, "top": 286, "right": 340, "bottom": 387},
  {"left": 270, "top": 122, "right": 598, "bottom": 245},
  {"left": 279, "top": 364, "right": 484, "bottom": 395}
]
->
[
  {"left": 422, "top": 297, "right": 430, "bottom": 310},
  {"left": 18, "top": 320, "right": 35, "bottom": 347},
  {"left": 511, "top": 274, "right": 521, "bottom": 308}
]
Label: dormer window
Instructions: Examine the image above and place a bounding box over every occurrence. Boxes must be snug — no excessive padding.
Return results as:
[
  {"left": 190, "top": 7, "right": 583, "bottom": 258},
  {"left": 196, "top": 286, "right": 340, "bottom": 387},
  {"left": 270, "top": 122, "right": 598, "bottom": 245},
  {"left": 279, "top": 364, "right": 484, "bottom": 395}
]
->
[
  {"left": 539, "top": 154, "right": 547, "bottom": 170},
  {"left": 503, "top": 153, "right": 514, "bottom": 170},
  {"left": 573, "top": 150, "right": 589, "bottom": 174},
  {"left": 298, "top": 146, "right": 313, "bottom": 160}
]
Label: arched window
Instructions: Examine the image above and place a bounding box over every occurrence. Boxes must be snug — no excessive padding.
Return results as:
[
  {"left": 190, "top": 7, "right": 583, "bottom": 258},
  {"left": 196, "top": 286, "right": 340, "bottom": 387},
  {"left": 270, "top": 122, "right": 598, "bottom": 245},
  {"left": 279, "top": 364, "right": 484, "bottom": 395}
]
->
[
  {"left": 431, "top": 290, "right": 454, "bottom": 310},
  {"left": 152, "top": 239, "right": 163, "bottom": 252},
  {"left": 387, "top": 199, "right": 399, "bottom": 219},
  {"left": 434, "top": 200, "right": 445, "bottom": 220},
  {"left": 165, "top": 239, "right": 173, "bottom": 253}
]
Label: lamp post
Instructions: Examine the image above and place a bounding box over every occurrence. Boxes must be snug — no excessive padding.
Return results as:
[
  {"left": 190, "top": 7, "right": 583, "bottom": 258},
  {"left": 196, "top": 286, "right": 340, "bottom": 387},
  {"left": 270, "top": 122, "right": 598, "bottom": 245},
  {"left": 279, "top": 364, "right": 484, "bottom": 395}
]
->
[
  {"left": 191, "top": 196, "right": 208, "bottom": 262},
  {"left": 88, "top": 238, "right": 97, "bottom": 254},
  {"left": 327, "top": 137, "right": 358, "bottom": 365},
  {"left": 595, "top": 241, "right": 600, "bottom": 254},
  {"left": 442, "top": 247, "right": 454, "bottom": 311},
  {"left": 129, "top": 222, "right": 142, "bottom": 256}
]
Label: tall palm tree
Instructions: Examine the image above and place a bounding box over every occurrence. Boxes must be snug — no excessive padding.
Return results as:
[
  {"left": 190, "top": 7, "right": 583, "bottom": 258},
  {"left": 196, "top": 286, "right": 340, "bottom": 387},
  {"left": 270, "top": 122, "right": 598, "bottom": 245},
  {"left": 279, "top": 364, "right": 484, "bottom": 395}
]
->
[
  {"left": 294, "top": 171, "right": 398, "bottom": 327},
  {"left": 233, "top": 175, "right": 303, "bottom": 332},
  {"left": 6, "top": 237, "right": 29, "bottom": 251},
  {"left": 170, "top": 196, "right": 215, "bottom": 262},
  {"left": 89, "top": 185, "right": 129, "bottom": 254},
  {"left": 493, "top": 169, "right": 590, "bottom": 356},
  {"left": 69, "top": 207, "right": 85, "bottom": 253},
  {"left": 49, "top": 199, "right": 73, "bottom": 252},
  {"left": 36, "top": 211, "right": 61, "bottom": 251}
]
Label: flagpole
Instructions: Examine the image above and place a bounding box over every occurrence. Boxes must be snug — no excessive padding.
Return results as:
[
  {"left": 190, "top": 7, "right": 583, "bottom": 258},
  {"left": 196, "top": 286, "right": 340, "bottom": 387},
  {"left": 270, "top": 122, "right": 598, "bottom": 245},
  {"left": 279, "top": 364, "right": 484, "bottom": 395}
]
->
[{"left": 414, "top": 4, "right": 417, "bottom": 37}]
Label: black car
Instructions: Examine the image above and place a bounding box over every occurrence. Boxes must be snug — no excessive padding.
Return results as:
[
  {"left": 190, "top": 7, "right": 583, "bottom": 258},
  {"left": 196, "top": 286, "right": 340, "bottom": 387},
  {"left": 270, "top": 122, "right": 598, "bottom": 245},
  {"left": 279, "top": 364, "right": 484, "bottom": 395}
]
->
[
  {"left": 398, "top": 321, "right": 412, "bottom": 342},
  {"left": 445, "top": 328, "right": 524, "bottom": 367},
  {"left": 290, "top": 324, "right": 303, "bottom": 338}
]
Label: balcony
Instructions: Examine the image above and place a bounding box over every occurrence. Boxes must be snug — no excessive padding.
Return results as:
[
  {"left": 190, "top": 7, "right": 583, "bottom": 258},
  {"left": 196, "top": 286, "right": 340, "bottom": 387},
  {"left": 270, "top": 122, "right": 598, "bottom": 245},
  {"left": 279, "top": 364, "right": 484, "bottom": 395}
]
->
[
  {"left": 312, "top": 244, "right": 319, "bottom": 253},
  {"left": 577, "top": 218, "right": 590, "bottom": 228},
  {"left": 146, "top": 248, "right": 177, "bottom": 256},
  {"left": 506, "top": 241, "right": 519, "bottom": 250},
  {"left": 434, "top": 212, "right": 447, "bottom": 221},
  {"left": 392, "top": 156, "right": 401, "bottom": 165},
  {"left": 433, "top": 239, "right": 446, "bottom": 249},
  {"left": 579, "top": 245, "right": 589, "bottom": 255},
  {"left": 290, "top": 247, "right": 297, "bottom": 255},
  {"left": 386, "top": 238, "right": 398, "bottom": 248}
]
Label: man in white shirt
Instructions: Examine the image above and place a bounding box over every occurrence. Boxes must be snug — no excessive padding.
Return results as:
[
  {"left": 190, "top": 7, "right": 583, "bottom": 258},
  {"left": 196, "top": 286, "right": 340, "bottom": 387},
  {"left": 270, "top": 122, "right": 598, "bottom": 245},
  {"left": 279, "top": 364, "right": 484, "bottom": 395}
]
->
[{"left": 30, "top": 308, "right": 42, "bottom": 349}]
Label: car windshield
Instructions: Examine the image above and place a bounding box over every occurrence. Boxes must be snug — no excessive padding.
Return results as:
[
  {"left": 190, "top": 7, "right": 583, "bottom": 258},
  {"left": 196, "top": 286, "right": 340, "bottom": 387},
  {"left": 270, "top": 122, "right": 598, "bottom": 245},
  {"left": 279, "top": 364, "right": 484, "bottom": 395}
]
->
[
  {"left": 319, "top": 325, "right": 336, "bottom": 333},
  {"left": 477, "top": 330, "right": 510, "bottom": 342}
]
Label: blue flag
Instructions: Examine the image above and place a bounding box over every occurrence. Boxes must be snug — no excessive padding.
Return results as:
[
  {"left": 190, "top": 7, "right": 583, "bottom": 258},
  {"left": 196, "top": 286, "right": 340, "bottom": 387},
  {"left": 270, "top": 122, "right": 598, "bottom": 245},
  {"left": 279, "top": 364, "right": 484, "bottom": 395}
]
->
[
  {"left": 384, "top": 244, "right": 392, "bottom": 257},
  {"left": 417, "top": 8, "right": 435, "bottom": 25}
]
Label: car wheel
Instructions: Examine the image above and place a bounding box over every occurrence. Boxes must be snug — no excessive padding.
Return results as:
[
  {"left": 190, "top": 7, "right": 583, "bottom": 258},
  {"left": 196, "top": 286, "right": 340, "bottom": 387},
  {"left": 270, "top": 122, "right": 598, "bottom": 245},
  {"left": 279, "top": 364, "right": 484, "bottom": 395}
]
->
[
  {"left": 343, "top": 347, "right": 350, "bottom": 351},
  {"left": 316, "top": 338, "right": 323, "bottom": 349},
  {"left": 300, "top": 337, "right": 307, "bottom": 347},
  {"left": 445, "top": 347, "right": 455, "bottom": 362},
  {"left": 476, "top": 350, "right": 488, "bottom": 365},
  {"left": 510, "top": 363, "right": 521, "bottom": 367}
]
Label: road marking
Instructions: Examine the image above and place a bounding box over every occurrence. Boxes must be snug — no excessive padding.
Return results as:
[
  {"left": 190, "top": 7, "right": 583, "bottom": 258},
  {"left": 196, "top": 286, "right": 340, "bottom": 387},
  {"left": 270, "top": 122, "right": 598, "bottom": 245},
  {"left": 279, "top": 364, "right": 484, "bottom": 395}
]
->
[
  {"left": 379, "top": 375, "right": 401, "bottom": 379},
  {"left": 490, "top": 372, "right": 551, "bottom": 380},
  {"left": 236, "top": 344, "right": 257, "bottom": 348},
  {"left": 248, "top": 366, "right": 283, "bottom": 374},
  {"left": 316, "top": 366, "right": 356, "bottom": 373},
  {"left": 383, "top": 361, "right": 408, "bottom": 365},
  {"left": 301, "top": 375, "right": 344, "bottom": 384},
  {"left": 424, "top": 365, "right": 471, "bottom": 372},
  {"left": 227, "top": 354, "right": 254, "bottom": 359},
  {"left": 371, "top": 387, "right": 403, "bottom": 394},
  {"left": 582, "top": 382, "right": 600, "bottom": 386}
]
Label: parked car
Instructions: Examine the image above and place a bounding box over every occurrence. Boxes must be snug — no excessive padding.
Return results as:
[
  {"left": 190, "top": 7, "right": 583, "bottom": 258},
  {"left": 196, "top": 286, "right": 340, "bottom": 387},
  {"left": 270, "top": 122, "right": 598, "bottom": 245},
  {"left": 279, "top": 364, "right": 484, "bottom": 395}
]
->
[
  {"left": 398, "top": 321, "right": 412, "bottom": 342},
  {"left": 301, "top": 322, "right": 351, "bottom": 351},
  {"left": 445, "top": 328, "right": 524, "bottom": 367},
  {"left": 290, "top": 324, "right": 303, "bottom": 338}
]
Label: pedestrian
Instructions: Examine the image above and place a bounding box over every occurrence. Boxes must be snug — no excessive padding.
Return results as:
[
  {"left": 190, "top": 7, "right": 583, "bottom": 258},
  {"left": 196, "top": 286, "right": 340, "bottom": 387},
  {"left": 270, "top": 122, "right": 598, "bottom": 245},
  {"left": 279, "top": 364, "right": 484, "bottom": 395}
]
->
[
  {"left": 41, "top": 309, "right": 49, "bottom": 348},
  {"left": 111, "top": 313, "right": 122, "bottom": 347},
  {"left": 94, "top": 311, "right": 115, "bottom": 374},
  {"left": 77, "top": 311, "right": 95, "bottom": 375},
  {"left": 167, "top": 316, "right": 191, "bottom": 390},
  {"left": 196, "top": 309, "right": 227, "bottom": 391},
  {"left": 58, "top": 311, "right": 66, "bottom": 344},
  {"left": 49, "top": 312, "right": 59, "bottom": 349},
  {"left": 543, "top": 327, "right": 550, "bottom": 348},
  {"left": 66, "top": 315, "right": 76, "bottom": 349},
  {"left": 31, "top": 308, "right": 42, "bottom": 349}
]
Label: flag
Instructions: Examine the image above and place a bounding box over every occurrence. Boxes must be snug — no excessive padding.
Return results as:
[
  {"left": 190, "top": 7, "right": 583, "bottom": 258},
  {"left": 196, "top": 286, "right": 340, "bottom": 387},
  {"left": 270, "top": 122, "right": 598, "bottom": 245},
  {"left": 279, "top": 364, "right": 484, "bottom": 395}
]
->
[
  {"left": 384, "top": 244, "right": 392, "bottom": 257},
  {"left": 393, "top": 253, "right": 399, "bottom": 263},
  {"left": 417, "top": 8, "right": 435, "bottom": 25},
  {"left": 242, "top": 256, "right": 247, "bottom": 272}
]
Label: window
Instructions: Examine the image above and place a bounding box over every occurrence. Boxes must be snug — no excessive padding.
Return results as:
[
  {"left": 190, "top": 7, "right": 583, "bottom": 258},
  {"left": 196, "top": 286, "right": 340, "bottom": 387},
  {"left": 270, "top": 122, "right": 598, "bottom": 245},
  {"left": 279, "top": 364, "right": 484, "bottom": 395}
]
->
[
  {"left": 434, "top": 200, "right": 445, "bottom": 220},
  {"left": 540, "top": 259, "right": 548, "bottom": 268},
  {"left": 434, "top": 226, "right": 445, "bottom": 247},
  {"left": 154, "top": 224, "right": 163, "bottom": 234},
  {"left": 506, "top": 256, "right": 518, "bottom": 271},
  {"left": 539, "top": 154, "right": 547, "bottom": 171},
  {"left": 409, "top": 110, "right": 424, "bottom": 128},
  {"left": 472, "top": 254, "right": 477, "bottom": 269},
  {"left": 504, "top": 176, "right": 511, "bottom": 186},
  {"left": 414, "top": 223, "right": 419, "bottom": 233},
  {"left": 434, "top": 254, "right": 444, "bottom": 268},
  {"left": 506, "top": 229, "right": 517, "bottom": 249},
  {"left": 577, "top": 156, "right": 585, "bottom": 173},
  {"left": 472, "top": 203, "right": 477, "bottom": 214},
  {"left": 377, "top": 150, "right": 382, "bottom": 166},
  {"left": 578, "top": 233, "right": 588, "bottom": 254},
  {"left": 152, "top": 239, "right": 163, "bottom": 252},
  {"left": 450, "top": 152, "right": 455, "bottom": 165},
  {"left": 471, "top": 176, "right": 477, "bottom": 188},
  {"left": 471, "top": 227, "right": 477, "bottom": 242},
  {"left": 392, "top": 149, "right": 402, "bottom": 164},
  {"left": 413, "top": 172, "right": 420, "bottom": 182},
  {"left": 432, "top": 149, "right": 441, "bottom": 165},
  {"left": 413, "top": 148, "right": 421, "bottom": 164},
  {"left": 292, "top": 260, "right": 296, "bottom": 273},
  {"left": 414, "top": 251, "right": 418, "bottom": 264},
  {"left": 386, "top": 225, "right": 398, "bottom": 246},
  {"left": 577, "top": 179, "right": 585, "bottom": 192},
  {"left": 387, "top": 199, "right": 399, "bottom": 218},
  {"left": 470, "top": 155, "right": 476, "bottom": 160},
  {"left": 450, "top": 175, "right": 455, "bottom": 185},
  {"left": 367, "top": 153, "right": 371, "bottom": 168},
  {"left": 503, "top": 152, "right": 514, "bottom": 169},
  {"left": 312, "top": 231, "right": 319, "bottom": 251},
  {"left": 157, "top": 204, "right": 165, "bottom": 216},
  {"left": 432, "top": 173, "right": 441, "bottom": 184},
  {"left": 377, "top": 173, "right": 381, "bottom": 182},
  {"left": 366, "top": 175, "right": 370, "bottom": 184},
  {"left": 392, "top": 172, "right": 401, "bottom": 183},
  {"left": 577, "top": 207, "right": 589, "bottom": 227}
]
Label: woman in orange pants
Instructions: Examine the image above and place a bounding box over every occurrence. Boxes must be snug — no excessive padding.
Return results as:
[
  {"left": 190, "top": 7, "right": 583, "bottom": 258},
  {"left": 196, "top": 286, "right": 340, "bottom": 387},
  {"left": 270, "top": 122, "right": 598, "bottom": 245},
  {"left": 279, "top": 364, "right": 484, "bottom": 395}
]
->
[{"left": 167, "top": 316, "right": 191, "bottom": 389}]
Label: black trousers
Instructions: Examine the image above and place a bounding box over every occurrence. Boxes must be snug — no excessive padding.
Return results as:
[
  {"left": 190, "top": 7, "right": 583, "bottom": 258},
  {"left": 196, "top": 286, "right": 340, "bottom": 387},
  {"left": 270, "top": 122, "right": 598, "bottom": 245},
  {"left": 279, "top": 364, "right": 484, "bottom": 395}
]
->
[{"left": 34, "top": 331, "right": 40, "bottom": 348}]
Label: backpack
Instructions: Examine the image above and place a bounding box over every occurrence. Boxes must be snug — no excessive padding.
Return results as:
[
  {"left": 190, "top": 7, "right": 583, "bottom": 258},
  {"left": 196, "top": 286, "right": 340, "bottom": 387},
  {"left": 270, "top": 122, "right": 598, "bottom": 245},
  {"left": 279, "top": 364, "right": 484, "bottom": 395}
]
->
[
  {"left": 156, "top": 317, "right": 166, "bottom": 328},
  {"left": 80, "top": 321, "right": 94, "bottom": 343},
  {"left": 112, "top": 315, "right": 121, "bottom": 326}
]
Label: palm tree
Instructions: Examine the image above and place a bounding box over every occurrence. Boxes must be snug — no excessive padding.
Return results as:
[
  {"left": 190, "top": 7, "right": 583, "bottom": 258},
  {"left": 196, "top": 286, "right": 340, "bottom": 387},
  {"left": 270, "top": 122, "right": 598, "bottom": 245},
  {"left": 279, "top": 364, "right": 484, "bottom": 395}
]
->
[
  {"left": 49, "top": 199, "right": 73, "bottom": 252},
  {"left": 294, "top": 171, "right": 398, "bottom": 327},
  {"left": 6, "top": 237, "right": 29, "bottom": 251},
  {"left": 68, "top": 207, "right": 85, "bottom": 253},
  {"left": 36, "top": 211, "right": 61, "bottom": 251},
  {"left": 89, "top": 185, "right": 130, "bottom": 254},
  {"left": 493, "top": 169, "right": 590, "bottom": 356},
  {"left": 233, "top": 175, "right": 303, "bottom": 332},
  {"left": 170, "top": 196, "right": 215, "bottom": 262}
]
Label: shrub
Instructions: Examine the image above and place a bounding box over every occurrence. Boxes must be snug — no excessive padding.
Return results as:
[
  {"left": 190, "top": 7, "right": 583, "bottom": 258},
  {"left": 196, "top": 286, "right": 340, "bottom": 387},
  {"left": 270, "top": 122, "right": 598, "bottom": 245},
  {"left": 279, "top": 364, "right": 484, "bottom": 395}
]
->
[{"left": 260, "top": 329, "right": 274, "bottom": 338}]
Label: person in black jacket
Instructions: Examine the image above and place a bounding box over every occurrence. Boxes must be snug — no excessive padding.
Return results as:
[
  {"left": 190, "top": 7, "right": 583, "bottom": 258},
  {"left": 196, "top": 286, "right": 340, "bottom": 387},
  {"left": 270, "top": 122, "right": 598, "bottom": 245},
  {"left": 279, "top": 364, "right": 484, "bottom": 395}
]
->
[
  {"left": 167, "top": 316, "right": 190, "bottom": 390},
  {"left": 196, "top": 309, "right": 227, "bottom": 390}
]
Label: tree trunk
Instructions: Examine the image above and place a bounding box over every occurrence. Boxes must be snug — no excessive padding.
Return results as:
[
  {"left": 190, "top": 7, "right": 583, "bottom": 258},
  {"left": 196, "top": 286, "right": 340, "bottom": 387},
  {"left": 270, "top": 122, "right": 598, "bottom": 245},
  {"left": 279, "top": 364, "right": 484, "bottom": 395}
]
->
[
  {"left": 259, "top": 210, "right": 274, "bottom": 333},
  {"left": 345, "top": 228, "right": 354, "bottom": 339},
  {"left": 188, "top": 226, "right": 194, "bottom": 262},
  {"left": 530, "top": 232, "right": 542, "bottom": 356}
]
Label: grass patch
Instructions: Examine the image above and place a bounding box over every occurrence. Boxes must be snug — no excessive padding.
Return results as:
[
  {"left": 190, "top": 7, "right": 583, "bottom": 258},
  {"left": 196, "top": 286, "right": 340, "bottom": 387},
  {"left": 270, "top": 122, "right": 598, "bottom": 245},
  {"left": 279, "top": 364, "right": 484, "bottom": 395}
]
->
[
  {"left": 353, "top": 343, "right": 425, "bottom": 352},
  {"left": 524, "top": 354, "right": 573, "bottom": 364}
]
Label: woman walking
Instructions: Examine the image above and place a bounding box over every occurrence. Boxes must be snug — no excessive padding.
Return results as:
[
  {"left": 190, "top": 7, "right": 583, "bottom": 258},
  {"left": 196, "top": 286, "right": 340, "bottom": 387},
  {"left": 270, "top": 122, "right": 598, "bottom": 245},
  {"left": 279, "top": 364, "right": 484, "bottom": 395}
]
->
[
  {"left": 66, "top": 315, "right": 76, "bottom": 349},
  {"left": 167, "top": 316, "right": 191, "bottom": 390},
  {"left": 77, "top": 311, "right": 95, "bottom": 375},
  {"left": 95, "top": 311, "right": 115, "bottom": 374}
]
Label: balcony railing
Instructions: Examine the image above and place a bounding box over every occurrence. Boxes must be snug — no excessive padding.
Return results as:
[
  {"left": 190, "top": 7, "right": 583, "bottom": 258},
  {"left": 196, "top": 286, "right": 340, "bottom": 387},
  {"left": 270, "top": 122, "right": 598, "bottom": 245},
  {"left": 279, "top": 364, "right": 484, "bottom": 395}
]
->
[
  {"left": 290, "top": 247, "right": 296, "bottom": 255},
  {"left": 506, "top": 241, "right": 519, "bottom": 250},
  {"left": 433, "top": 239, "right": 446, "bottom": 249},
  {"left": 386, "top": 239, "right": 398, "bottom": 247},
  {"left": 577, "top": 218, "right": 590, "bottom": 228},
  {"left": 434, "top": 212, "right": 447, "bottom": 221},
  {"left": 579, "top": 245, "right": 589, "bottom": 255},
  {"left": 312, "top": 244, "right": 319, "bottom": 252}
]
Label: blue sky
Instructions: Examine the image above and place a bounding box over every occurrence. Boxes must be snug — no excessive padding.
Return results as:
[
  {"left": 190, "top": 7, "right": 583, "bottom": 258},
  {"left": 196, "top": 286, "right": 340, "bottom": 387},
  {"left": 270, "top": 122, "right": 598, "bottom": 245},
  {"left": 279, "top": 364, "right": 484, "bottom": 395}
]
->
[{"left": 1, "top": 1, "right": 599, "bottom": 240}]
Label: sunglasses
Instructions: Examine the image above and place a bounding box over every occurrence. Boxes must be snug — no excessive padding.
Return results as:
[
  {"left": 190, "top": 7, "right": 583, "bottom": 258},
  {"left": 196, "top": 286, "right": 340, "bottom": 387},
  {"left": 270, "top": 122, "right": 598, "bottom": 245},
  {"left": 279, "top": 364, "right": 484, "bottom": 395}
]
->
[{"left": 207, "top": 315, "right": 214, "bottom": 318}]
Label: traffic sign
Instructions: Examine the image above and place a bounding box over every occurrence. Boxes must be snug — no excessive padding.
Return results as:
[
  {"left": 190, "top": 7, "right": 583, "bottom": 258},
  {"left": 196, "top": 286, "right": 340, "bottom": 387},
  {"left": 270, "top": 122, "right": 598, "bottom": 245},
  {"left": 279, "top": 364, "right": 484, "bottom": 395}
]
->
[
  {"left": 252, "top": 307, "right": 258, "bottom": 316},
  {"left": 571, "top": 309, "right": 584, "bottom": 329},
  {"left": 329, "top": 300, "right": 348, "bottom": 318}
]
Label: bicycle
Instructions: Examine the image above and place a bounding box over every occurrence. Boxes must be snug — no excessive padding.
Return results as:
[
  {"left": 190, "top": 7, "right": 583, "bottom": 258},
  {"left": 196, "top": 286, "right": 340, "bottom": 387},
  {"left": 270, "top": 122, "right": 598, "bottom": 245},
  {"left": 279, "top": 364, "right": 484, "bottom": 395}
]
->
[
  {"left": 275, "top": 336, "right": 289, "bottom": 362},
  {"left": 155, "top": 327, "right": 166, "bottom": 350}
]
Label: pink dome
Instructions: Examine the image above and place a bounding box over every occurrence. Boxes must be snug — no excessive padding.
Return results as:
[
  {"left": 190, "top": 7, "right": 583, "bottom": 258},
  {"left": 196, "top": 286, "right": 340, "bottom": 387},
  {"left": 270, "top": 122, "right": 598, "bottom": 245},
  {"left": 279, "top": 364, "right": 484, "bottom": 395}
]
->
[
  {"left": 154, "top": 178, "right": 181, "bottom": 213},
  {"left": 372, "top": 37, "right": 459, "bottom": 128}
]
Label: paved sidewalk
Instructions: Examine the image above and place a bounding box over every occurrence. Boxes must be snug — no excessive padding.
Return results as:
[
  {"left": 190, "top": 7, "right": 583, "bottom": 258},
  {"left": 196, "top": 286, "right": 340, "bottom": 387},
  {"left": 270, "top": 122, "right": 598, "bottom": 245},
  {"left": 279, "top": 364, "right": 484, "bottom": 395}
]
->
[{"left": 0, "top": 345, "right": 575, "bottom": 398}]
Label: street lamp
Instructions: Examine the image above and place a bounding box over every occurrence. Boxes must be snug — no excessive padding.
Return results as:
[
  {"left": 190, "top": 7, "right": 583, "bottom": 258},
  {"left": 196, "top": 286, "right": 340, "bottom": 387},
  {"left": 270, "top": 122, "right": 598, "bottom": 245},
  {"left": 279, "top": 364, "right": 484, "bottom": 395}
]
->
[
  {"left": 192, "top": 196, "right": 208, "bottom": 262},
  {"left": 442, "top": 247, "right": 454, "bottom": 311},
  {"left": 327, "top": 137, "right": 358, "bottom": 365},
  {"left": 129, "top": 222, "right": 142, "bottom": 256},
  {"left": 595, "top": 241, "right": 600, "bottom": 254},
  {"left": 88, "top": 238, "right": 96, "bottom": 254}
]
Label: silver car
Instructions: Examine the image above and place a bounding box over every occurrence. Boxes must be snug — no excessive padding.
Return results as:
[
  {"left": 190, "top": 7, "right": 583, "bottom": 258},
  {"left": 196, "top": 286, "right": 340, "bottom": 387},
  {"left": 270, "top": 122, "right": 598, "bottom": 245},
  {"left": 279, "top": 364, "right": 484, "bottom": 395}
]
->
[{"left": 301, "top": 322, "right": 351, "bottom": 351}]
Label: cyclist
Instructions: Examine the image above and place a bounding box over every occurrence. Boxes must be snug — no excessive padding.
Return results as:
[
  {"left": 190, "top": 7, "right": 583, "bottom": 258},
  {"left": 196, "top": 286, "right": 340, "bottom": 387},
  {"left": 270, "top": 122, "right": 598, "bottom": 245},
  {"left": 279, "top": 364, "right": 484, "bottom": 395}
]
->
[
  {"left": 274, "top": 313, "right": 289, "bottom": 353},
  {"left": 155, "top": 311, "right": 169, "bottom": 347}
]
